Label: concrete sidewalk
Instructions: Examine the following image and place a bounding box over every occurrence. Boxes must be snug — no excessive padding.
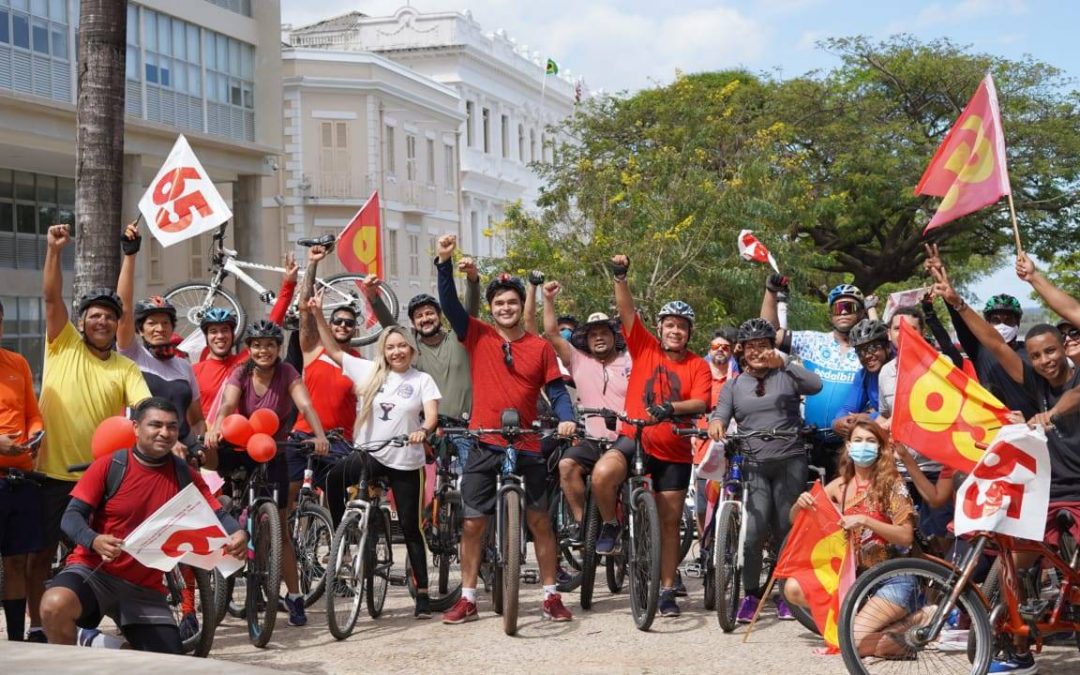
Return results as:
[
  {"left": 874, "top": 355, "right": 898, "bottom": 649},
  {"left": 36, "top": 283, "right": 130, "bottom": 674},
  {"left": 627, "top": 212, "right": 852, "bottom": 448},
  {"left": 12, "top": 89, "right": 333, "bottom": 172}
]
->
[{"left": 3, "top": 642, "right": 296, "bottom": 674}]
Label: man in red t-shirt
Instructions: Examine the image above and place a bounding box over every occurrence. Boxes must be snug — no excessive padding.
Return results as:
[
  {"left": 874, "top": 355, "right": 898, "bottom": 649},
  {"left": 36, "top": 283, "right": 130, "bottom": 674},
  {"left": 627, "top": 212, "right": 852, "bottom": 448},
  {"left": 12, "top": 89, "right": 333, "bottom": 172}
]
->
[
  {"left": 434, "top": 234, "right": 577, "bottom": 625},
  {"left": 39, "top": 398, "right": 245, "bottom": 653},
  {"left": 592, "top": 254, "right": 711, "bottom": 618}
]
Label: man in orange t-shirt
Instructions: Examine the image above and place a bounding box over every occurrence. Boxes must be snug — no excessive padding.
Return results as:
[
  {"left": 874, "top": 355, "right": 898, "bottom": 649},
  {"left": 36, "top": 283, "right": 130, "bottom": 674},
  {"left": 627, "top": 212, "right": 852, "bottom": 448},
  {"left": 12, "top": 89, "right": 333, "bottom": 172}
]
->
[{"left": 0, "top": 298, "right": 45, "bottom": 641}]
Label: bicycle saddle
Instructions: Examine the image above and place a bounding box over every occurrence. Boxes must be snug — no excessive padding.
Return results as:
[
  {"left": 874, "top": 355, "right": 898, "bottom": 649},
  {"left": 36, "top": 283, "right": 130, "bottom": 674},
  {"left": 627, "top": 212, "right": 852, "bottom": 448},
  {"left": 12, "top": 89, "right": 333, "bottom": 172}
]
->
[{"left": 297, "top": 234, "right": 336, "bottom": 248}]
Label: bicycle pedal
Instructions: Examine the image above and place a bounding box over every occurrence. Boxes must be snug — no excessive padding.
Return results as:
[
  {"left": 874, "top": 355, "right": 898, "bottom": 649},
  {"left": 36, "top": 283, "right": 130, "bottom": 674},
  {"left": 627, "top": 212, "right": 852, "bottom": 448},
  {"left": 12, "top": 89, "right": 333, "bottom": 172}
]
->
[
  {"left": 682, "top": 563, "right": 704, "bottom": 579},
  {"left": 521, "top": 570, "right": 540, "bottom": 584},
  {"left": 389, "top": 573, "right": 407, "bottom": 587},
  {"left": 1018, "top": 599, "right": 1051, "bottom": 622}
]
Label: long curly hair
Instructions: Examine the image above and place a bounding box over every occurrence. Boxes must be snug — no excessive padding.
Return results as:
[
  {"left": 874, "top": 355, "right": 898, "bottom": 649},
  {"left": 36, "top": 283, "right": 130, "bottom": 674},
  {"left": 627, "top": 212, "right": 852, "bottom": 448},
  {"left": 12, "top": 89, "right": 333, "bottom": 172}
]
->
[{"left": 837, "top": 416, "right": 901, "bottom": 512}]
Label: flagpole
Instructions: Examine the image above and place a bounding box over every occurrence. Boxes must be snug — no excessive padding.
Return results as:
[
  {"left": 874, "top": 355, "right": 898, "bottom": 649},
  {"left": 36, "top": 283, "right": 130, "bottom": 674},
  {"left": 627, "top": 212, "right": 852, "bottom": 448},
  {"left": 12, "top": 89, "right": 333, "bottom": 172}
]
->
[
  {"left": 741, "top": 573, "right": 780, "bottom": 643},
  {"left": 1006, "top": 192, "right": 1023, "bottom": 255}
]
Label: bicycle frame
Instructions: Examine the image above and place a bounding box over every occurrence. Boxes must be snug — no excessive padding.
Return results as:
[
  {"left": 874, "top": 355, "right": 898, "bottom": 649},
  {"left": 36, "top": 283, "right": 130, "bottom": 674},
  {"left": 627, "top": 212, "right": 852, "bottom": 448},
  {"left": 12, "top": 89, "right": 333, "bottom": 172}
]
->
[{"left": 981, "top": 533, "right": 1080, "bottom": 641}]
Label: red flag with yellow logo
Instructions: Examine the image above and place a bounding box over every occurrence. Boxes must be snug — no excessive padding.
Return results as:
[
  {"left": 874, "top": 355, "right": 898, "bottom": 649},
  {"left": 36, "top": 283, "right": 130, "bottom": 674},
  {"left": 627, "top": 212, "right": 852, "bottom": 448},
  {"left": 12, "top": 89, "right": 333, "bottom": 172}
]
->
[
  {"left": 336, "top": 192, "right": 381, "bottom": 328},
  {"left": 892, "top": 322, "right": 1011, "bottom": 473},
  {"left": 915, "top": 73, "right": 1010, "bottom": 233},
  {"left": 773, "top": 481, "right": 855, "bottom": 649}
]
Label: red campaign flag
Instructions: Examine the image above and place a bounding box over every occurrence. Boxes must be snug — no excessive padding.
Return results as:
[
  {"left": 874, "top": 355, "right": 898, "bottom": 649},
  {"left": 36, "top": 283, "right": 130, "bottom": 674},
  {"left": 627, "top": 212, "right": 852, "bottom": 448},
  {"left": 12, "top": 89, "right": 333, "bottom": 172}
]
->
[
  {"left": 737, "top": 229, "right": 779, "bottom": 273},
  {"left": 336, "top": 192, "right": 382, "bottom": 328},
  {"left": 915, "top": 73, "right": 1010, "bottom": 233}
]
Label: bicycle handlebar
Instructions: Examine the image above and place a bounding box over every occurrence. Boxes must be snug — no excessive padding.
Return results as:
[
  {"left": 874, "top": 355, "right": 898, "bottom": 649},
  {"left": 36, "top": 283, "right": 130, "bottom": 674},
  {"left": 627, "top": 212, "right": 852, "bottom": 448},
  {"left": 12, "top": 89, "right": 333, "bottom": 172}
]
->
[
  {"left": 1, "top": 468, "right": 48, "bottom": 484},
  {"left": 673, "top": 428, "right": 709, "bottom": 439},
  {"left": 352, "top": 436, "right": 410, "bottom": 454},
  {"left": 576, "top": 407, "right": 700, "bottom": 430}
]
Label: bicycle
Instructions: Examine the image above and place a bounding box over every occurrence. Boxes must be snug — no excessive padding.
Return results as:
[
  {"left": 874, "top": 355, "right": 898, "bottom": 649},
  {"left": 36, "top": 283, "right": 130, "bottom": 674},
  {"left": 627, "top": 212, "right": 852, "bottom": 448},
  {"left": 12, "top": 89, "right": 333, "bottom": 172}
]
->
[
  {"left": 286, "top": 435, "right": 338, "bottom": 608},
  {"left": 443, "top": 409, "right": 555, "bottom": 636},
  {"left": 324, "top": 436, "right": 408, "bottom": 640},
  {"left": 165, "top": 225, "right": 399, "bottom": 347}
]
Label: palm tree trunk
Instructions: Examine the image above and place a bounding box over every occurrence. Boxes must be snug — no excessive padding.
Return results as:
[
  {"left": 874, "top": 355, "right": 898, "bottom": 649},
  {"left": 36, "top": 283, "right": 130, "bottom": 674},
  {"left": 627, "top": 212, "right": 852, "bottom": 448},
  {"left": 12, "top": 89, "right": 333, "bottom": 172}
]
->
[{"left": 74, "top": 0, "right": 127, "bottom": 298}]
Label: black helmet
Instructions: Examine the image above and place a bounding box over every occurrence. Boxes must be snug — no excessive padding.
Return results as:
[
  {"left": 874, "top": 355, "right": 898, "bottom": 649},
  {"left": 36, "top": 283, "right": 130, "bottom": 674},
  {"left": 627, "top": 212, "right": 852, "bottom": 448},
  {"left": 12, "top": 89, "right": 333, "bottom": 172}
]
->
[
  {"left": 849, "top": 319, "right": 889, "bottom": 347},
  {"left": 243, "top": 319, "right": 284, "bottom": 345},
  {"left": 485, "top": 273, "right": 526, "bottom": 304},
  {"left": 407, "top": 293, "right": 441, "bottom": 319},
  {"left": 737, "top": 318, "right": 777, "bottom": 343},
  {"left": 134, "top": 296, "right": 177, "bottom": 329},
  {"left": 77, "top": 287, "right": 123, "bottom": 318},
  {"left": 557, "top": 314, "right": 579, "bottom": 329}
]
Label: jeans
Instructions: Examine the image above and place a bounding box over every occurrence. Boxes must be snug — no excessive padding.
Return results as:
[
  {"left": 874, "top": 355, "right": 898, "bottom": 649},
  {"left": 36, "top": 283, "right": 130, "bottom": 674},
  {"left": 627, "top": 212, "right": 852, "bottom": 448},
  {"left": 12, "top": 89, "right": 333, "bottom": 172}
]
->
[{"left": 742, "top": 454, "right": 808, "bottom": 597}]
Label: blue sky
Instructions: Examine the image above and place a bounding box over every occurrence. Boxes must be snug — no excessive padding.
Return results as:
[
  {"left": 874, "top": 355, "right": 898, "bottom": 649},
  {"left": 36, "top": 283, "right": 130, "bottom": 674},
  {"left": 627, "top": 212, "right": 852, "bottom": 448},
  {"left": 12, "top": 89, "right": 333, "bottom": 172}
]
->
[{"left": 282, "top": 0, "right": 1076, "bottom": 304}]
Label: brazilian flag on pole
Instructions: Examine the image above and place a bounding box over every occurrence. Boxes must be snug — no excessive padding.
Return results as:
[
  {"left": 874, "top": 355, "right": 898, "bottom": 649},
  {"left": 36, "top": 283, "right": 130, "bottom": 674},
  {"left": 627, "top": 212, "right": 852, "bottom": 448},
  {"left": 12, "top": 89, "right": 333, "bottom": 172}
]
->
[{"left": 545, "top": 58, "right": 559, "bottom": 75}]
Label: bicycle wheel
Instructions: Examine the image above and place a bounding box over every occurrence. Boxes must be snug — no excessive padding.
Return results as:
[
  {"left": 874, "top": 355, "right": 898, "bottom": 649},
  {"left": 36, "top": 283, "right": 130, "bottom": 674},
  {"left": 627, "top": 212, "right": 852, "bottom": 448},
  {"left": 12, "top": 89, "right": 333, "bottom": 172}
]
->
[
  {"left": 703, "top": 554, "right": 716, "bottom": 611},
  {"left": 226, "top": 572, "right": 246, "bottom": 619},
  {"left": 325, "top": 510, "right": 366, "bottom": 640},
  {"left": 607, "top": 553, "right": 627, "bottom": 593},
  {"left": 290, "top": 501, "right": 333, "bottom": 607},
  {"left": 247, "top": 501, "right": 281, "bottom": 648},
  {"left": 407, "top": 494, "right": 463, "bottom": 611},
  {"left": 318, "top": 274, "right": 399, "bottom": 347},
  {"left": 212, "top": 570, "right": 229, "bottom": 626},
  {"left": 628, "top": 489, "right": 661, "bottom": 631},
  {"left": 838, "top": 557, "right": 992, "bottom": 675},
  {"left": 172, "top": 567, "right": 217, "bottom": 657},
  {"left": 164, "top": 282, "right": 247, "bottom": 341},
  {"left": 714, "top": 501, "right": 741, "bottom": 632},
  {"left": 502, "top": 490, "right": 522, "bottom": 636},
  {"left": 550, "top": 487, "right": 583, "bottom": 572},
  {"left": 580, "top": 493, "right": 600, "bottom": 610},
  {"left": 678, "top": 502, "right": 695, "bottom": 563},
  {"left": 365, "top": 508, "right": 392, "bottom": 618}
]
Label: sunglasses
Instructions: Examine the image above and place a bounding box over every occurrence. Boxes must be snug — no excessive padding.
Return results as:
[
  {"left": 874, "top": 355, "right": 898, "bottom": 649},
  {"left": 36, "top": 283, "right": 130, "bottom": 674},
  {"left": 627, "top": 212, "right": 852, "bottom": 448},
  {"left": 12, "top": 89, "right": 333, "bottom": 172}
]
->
[
  {"left": 330, "top": 317, "right": 357, "bottom": 328},
  {"left": 754, "top": 376, "right": 766, "bottom": 398},
  {"left": 711, "top": 341, "right": 732, "bottom": 352},
  {"left": 1063, "top": 328, "right": 1080, "bottom": 343},
  {"left": 855, "top": 342, "right": 887, "bottom": 358},
  {"left": 502, "top": 341, "right": 513, "bottom": 367},
  {"left": 832, "top": 300, "right": 861, "bottom": 316}
]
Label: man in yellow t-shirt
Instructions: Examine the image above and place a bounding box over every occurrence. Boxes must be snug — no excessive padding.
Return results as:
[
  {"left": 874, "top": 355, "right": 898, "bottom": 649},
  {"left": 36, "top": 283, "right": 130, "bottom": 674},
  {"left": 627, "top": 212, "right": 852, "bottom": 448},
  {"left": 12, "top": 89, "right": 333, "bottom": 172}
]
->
[{"left": 25, "top": 224, "right": 149, "bottom": 644}]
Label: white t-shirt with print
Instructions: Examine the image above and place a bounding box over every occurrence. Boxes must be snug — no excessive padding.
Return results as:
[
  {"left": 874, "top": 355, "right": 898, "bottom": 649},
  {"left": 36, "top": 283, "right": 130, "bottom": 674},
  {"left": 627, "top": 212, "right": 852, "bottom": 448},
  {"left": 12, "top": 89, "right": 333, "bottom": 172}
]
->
[{"left": 342, "top": 354, "right": 441, "bottom": 470}]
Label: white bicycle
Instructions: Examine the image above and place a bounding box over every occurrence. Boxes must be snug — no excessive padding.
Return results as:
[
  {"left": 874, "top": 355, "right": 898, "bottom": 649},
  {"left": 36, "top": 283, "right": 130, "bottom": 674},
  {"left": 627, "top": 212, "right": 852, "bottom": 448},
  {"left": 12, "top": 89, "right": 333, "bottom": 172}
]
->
[{"left": 165, "top": 225, "right": 398, "bottom": 347}]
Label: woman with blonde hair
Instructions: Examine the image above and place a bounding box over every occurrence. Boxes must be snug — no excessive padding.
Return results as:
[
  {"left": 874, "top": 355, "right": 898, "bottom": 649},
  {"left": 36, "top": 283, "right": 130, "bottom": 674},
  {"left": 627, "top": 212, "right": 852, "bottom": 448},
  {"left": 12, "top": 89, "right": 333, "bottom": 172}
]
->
[
  {"left": 783, "top": 415, "right": 918, "bottom": 656},
  {"left": 308, "top": 298, "right": 442, "bottom": 619}
]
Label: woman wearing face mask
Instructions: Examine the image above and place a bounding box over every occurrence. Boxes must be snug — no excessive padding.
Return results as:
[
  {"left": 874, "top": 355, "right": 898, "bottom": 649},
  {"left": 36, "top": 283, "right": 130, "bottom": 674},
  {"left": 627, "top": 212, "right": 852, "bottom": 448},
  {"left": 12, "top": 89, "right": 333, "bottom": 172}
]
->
[{"left": 783, "top": 417, "right": 917, "bottom": 657}]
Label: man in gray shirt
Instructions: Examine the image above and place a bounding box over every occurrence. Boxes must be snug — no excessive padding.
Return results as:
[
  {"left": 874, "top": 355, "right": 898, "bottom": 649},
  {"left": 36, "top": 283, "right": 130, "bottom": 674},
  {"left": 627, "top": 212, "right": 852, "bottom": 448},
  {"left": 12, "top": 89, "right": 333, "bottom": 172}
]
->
[{"left": 707, "top": 318, "right": 821, "bottom": 624}]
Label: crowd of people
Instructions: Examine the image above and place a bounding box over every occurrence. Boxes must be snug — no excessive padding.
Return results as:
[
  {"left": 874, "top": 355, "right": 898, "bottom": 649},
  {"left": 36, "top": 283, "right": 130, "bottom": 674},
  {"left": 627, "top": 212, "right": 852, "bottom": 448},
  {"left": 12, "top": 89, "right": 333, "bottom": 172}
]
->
[{"left": 2, "top": 223, "right": 1079, "bottom": 674}]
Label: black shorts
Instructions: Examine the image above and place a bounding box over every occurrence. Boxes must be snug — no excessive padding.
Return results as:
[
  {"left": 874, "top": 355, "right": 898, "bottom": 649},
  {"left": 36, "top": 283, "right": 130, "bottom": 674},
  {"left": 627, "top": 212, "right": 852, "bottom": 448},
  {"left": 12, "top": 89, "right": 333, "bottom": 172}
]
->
[
  {"left": 461, "top": 442, "right": 549, "bottom": 518},
  {"left": 215, "top": 450, "right": 290, "bottom": 509},
  {"left": 285, "top": 432, "right": 352, "bottom": 485},
  {"left": 50, "top": 564, "right": 174, "bottom": 628},
  {"left": 562, "top": 439, "right": 602, "bottom": 472},
  {"left": 610, "top": 436, "right": 692, "bottom": 493},
  {"left": 39, "top": 477, "right": 76, "bottom": 553},
  {"left": 0, "top": 477, "right": 44, "bottom": 555}
]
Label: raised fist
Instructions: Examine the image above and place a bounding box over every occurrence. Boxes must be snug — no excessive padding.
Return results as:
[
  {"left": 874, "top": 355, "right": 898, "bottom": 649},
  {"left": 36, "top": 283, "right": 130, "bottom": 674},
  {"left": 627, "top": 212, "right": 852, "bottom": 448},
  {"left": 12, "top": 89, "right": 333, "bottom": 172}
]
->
[
  {"left": 436, "top": 234, "right": 457, "bottom": 262},
  {"left": 542, "top": 280, "right": 561, "bottom": 299}
]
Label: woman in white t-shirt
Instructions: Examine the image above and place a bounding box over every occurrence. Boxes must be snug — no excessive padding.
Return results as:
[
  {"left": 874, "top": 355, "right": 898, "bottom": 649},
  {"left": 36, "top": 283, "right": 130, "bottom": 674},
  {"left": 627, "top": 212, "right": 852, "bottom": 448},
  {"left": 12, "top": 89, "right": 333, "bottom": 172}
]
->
[{"left": 308, "top": 303, "right": 442, "bottom": 619}]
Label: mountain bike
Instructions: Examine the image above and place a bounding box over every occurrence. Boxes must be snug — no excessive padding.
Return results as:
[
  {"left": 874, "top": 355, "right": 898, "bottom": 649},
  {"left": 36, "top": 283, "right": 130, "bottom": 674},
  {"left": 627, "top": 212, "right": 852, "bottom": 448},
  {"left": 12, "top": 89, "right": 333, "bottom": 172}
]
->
[
  {"left": 286, "top": 435, "right": 338, "bottom": 608},
  {"left": 324, "top": 436, "right": 408, "bottom": 640},
  {"left": 165, "top": 225, "right": 399, "bottom": 346}
]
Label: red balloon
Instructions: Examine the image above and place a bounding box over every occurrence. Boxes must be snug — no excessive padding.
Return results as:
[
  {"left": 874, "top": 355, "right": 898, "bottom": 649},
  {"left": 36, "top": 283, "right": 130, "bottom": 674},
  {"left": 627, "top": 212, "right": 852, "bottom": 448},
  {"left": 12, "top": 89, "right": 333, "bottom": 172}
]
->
[
  {"left": 249, "top": 408, "right": 280, "bottom": 437},
  {"left": 221, "top": 414, "right": 254, "bottom": 448},
  {"left": 91, "top": 416, "right": 136, "bottom": 459},
  {"left": 246, "top": 433, "right": 277, "bottom": 463}
]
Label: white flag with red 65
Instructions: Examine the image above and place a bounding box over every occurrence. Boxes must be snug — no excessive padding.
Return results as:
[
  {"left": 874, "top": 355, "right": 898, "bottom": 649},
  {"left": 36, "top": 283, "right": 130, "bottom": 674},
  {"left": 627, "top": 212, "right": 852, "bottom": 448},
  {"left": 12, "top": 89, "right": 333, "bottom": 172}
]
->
[
  {"left": 953, "top": 424, "right": 1051, "bottom": 542},
  {"left": 137, "top": 134, "right": 232, "bottom": 247}
]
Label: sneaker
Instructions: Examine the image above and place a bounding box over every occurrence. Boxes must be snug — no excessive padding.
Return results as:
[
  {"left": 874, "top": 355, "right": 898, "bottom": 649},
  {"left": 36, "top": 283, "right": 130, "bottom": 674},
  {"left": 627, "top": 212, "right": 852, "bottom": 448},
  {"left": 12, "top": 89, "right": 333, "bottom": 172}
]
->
[
  {"left": 442, "top": 597, "right": 478, "bottom": 624},
  {"left": 555, "top": 566, "right": 575, "bottom": 587},
  {"left": 596, "top": 521, "right": 622, "bottom": 555},
  {"left": 775, "top": 597, "right": 795, "bottom": 621},
  {"left": 736, "top": 594, "right": 760, "bottom": 624},
  {"left": 542, "top": 593, "right": 573, "bottom": 622},
  {"left": 659, "top": 589, "right": 681, "bottom": 617},
  {"left": 178, "top": 612, "right": 200, "bottom": 641},
  {"left": 77, "top": 627, "right": 101, "bottom": 647},
  {"left": 674, "top": 570, "right": 688, "bottom": 597},
  {"left": 25, "top": 630, "right": 47, "bottom": 644},
  {"left": 414, "top": 594, "right": 432, "bottom": 620},
  {"left": 988, "top": 652, "right": 1037, "bottom": 674},
  {"left": 285, "top": 595, "right": 307, "bottom": 627}
]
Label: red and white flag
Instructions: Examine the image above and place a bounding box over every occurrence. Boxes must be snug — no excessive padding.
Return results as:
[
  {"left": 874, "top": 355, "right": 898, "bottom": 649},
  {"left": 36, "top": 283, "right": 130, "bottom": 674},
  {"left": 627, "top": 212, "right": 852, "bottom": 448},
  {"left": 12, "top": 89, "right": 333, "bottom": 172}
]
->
[
  {"left": 122, "top": 483, "right": 243, "bottom": 576},
  {"left": 738, "top": 229, "right": 779, "bottom": 274},
  {"left": 954, "top": 424, "right": 1050, "bottom": 541},
  {"left": 138, "top": 135, "right": 232, "bottom": 247}
]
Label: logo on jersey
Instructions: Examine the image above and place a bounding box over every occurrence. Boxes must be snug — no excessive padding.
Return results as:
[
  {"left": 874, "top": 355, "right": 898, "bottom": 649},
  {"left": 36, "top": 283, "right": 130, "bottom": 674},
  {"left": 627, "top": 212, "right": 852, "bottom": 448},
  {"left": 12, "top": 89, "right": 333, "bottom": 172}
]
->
[
  {"left": 378, "top": 402, "right": 396, "bottom": 421},
  {"left": 642, "top": 365, "right": 682, "bottom": 408},
  {"left": 395, "top": 383, "right": 415, "bottom": 399}
]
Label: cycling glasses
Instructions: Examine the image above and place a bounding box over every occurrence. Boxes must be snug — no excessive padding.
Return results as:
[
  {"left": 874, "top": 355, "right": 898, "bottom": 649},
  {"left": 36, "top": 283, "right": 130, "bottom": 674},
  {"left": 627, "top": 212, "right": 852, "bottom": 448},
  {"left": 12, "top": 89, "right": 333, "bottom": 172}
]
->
[
  {"left": 831, "top": 300, "right": 861, "bottom": 316},
  {"left": 855, "top": 342, "right": 888, "bottom": 358},
  {"left": 710, "top": 340, "right": 732, "bottom": 352},
  {"left": 330, "top": 317, "right": 357, "bottom": 328},
  {"left": 502, "top": 341, "right": 513, "bottom": 367},
  {"left": 1062, "top": 327, "right": 1080, "bottom": 343}
]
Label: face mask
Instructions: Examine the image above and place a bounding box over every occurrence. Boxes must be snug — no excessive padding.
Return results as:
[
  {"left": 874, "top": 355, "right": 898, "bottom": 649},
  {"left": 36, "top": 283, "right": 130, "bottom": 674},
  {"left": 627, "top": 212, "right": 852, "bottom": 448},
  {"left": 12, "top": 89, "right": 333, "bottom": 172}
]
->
[
  {"left": 994, "top": 323, "right": 1019, "bottom": 344},
  {"left": 560, "top": 328, "right": 573, "bottom": 341},
  {"left": 847, "top": 441, "right": 879, "bottom": 467}
]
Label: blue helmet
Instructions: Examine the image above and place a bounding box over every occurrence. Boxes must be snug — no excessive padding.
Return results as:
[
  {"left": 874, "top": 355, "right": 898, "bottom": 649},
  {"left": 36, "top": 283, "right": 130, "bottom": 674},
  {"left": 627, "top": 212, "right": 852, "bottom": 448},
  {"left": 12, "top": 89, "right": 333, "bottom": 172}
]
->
[
  {"left": 827, "top": 284, "right": 865, "bottom": 307},
  {"left": 199, "top": 307, "right": 238, "bottom": 333}
]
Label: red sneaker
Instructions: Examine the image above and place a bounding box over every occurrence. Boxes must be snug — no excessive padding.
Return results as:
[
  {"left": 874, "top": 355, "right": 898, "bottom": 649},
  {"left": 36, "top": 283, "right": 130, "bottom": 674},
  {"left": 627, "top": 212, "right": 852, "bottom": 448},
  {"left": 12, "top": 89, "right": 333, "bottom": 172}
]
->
[
  {"left": 442, "top": 597, "right": 478, "bottom": 624},
  {"left": 542, "top": 593, "right": 573, "bottom": 622}
]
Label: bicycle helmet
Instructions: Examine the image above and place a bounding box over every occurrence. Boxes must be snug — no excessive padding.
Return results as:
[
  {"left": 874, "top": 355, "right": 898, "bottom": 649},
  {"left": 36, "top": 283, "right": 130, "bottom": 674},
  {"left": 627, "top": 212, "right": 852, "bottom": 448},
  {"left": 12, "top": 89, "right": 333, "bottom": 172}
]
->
[
  {"left": 737, "top": 318, "right": 777, "bottom": 343},
  {"left": 199, "top": 307, "right": 238, "bottom": 333},
  {"left": 983, "top": 294, "right": 1022, "bottom": 319},
  {"left": 133, "top": 296, "right": 177, "bottom": 329},
  {"left": 243, "top": 319, "right": 284, "bottom": 345},
  {"left": 76, "top": 287, "right": 124, "bottom": 318},
  {"left": 827, "top": 284, "right": 865, "bottom": 307},
  {"left": 485, "top": 273, "right": 526, "bottom": 304},
  {"left": 407, "top": 293, "right": 441, "bottom": 319},
  {"left": 657, "top": 300, "right": 695, "bottom": 326},
  {"left": 557, "top": 314, "right": 579, "bottom": 329},
  {"left": 849, "top": 319, "right": 889, "bottom": 347}
]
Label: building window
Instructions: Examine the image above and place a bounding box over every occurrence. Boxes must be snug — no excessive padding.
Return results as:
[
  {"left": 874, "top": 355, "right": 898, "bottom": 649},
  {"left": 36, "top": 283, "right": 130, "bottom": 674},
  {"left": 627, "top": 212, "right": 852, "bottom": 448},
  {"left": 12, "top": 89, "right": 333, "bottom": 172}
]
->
[
  {"left": 482, "top": 107, "right": 490, "bottom": 154},
  {"left": 0, "top": 169, "right": 74, "bottom": 271},
  {"left": 319, "top": 120, "right": 350, "bottom": 197},
  {"left": 465, "top": 101, "right": 474, "bottom": 147},
  {"left": 518, "top": 124, "right": 525, "bottom": 162},
  {"left": 206, "top": 0, "right": 253, "bottom": 17},
  {"left": 385, "top": 125, "right": 396, "bottom": 176},
  {"left": 189, "top": 234, "right": 204, "bottom": 279},
  {"left": 428, "top": 235, "right": 436, "bottom": 258},
  {"left": 443, "top": 143, "right": 455, "bottom": 190},
  {"left": 0, "top": 0, "right": 71, "bottom": 103},
  {"left": 530, "top": 129, "right": 536, "bottom": 163},
  {"left": 426, "top": 138, "right": 435, "bottom": 185},
  {"left": 386, "top": 229, "right": 399, "bottom": 277},
  {"left": 203, "top": 27, "right": 256, "bottom": 140},
  {"left": 469, "top": 211, "right": 478, "bottom": 254},
  {"left": 408, "top": 234, "right": 419, "bottom": 276},
  {"left": 405, "top": 133, "right": 417, "bottom": 181},
  {"left": 486, "top": 215, "right": 495, "bottom": 256},
  {"left": 500, "top": 115, "right": 509, "bottom": 158},
  {"left": 0, "top": 294, "right": 45, "bottom": 389}
]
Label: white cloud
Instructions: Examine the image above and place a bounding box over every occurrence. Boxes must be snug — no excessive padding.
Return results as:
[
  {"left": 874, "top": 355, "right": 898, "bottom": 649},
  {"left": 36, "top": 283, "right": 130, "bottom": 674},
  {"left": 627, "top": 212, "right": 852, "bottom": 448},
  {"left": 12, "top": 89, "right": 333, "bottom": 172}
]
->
[{"left": 888, "top": 0, "right": 1028, "bottom": 33}]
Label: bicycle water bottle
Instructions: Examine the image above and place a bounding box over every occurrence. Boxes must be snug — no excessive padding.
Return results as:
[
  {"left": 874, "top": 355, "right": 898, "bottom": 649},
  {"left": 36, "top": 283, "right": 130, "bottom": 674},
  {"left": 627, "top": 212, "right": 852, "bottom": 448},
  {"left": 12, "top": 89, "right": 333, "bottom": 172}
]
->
[
  {"left": 501, "top": 446, "right": 517, "bottom": 475},
  {"left": 302, "top": 466, "right": 314, "bottom": 493}
]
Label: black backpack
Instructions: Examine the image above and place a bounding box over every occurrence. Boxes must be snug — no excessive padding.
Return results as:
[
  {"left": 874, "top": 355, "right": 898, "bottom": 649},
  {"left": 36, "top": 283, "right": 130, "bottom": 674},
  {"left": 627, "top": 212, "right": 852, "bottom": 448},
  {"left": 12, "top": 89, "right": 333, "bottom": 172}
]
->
[{"left": 102, "top": 449, "right": 193, "bottom": 503}]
